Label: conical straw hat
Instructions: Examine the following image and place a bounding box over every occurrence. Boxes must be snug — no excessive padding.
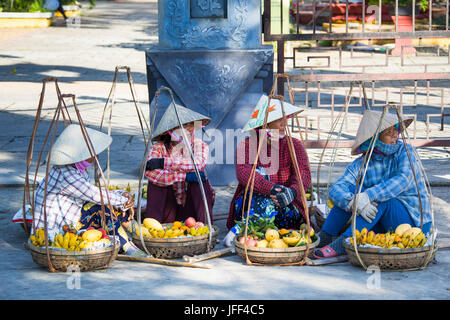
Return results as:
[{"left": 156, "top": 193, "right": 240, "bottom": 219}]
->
[
  {"left": 242, "top": 94, "right": 305, "bottom": 132},
  {"left": 151, "top": 102, "right": 211, "bottom": 141},
  {"left": 49, "top": 124, "right": 112, "bottom": 165},
  {"left": 351, "top": 110, "right": 414, "bottom": 155}
]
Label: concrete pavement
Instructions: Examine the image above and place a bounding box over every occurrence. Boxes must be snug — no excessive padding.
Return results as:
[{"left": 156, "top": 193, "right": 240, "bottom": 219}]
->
[{"left": 0, "top": 0, "right": 449, "bottom": 300}]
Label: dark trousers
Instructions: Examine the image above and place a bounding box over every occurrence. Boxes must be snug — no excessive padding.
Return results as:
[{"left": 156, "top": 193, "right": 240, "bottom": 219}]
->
[{"left": 145, "top": 181, "right": 214, "bottom": 224}]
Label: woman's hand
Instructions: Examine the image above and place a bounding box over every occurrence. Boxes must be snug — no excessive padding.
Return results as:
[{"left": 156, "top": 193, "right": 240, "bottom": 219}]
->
[
  {"left": 270, "top": 185, "right": 283, "bottom": 207},
  {"left": 122, "top": 192, "right": 134, "bottom": 209},
  {"left": 146, "top": 158, "right": 164, "bottom": 171}
]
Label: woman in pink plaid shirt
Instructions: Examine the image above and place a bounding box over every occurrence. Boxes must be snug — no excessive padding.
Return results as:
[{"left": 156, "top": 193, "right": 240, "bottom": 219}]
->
[{"left": 145, "top": 103, "right": 215, "bottom": 224}]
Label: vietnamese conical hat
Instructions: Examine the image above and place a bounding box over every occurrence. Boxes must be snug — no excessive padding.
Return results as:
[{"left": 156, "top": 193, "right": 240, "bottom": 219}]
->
[
  {"left": 351, "top": 110, "right": 414, "bottom": 155},
  {"left": 151, "top": 102, "right": 211, "bottom": 141},
  {"left": 49, "top": 124, "right": 112, "bottom": 165},
  {"left": 242, "top": 94, "right": 305, "bottom": 132}
]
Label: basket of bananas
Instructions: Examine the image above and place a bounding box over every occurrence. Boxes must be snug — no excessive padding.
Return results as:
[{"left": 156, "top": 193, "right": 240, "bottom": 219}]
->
[
  {"left": 130, "top": 218, "right": 219, "bottom": 259},
  {"left": 28, "top": 226, "right": 120, "bottom": 272},
  {"left": 343, "top": 224, "right": 438, "bottom": 271}
]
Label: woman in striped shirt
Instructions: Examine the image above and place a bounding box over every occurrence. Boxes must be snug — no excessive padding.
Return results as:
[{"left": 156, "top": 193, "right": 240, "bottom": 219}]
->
[{"left": 33, "top": 124, "right": 148, "bottom": 257}]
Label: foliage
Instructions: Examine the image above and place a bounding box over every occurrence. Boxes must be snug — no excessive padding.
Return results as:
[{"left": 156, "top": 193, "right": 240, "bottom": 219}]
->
[
  {"left": 367, "top": 0, "right": 430, "bottom": 12},
  {"left": 0, "top": 0, "right": 95, "bottom": 12},
  {"left": 289, "top": 0, "right": 430, "bottom": 14},
  {"left": 235, "top": 214, "right": 278, "bottom": 238},
  {"left": 0, "top": 0, "right": 48, "bottom": 12}
]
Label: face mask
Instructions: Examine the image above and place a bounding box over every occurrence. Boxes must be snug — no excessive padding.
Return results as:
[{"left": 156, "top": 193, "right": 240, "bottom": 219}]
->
[
  {"left": 74, "top": 160, "right": 92, "bottom": 174},
  {"left": 267, "top": 129, "right": 285, "bottom": 140},
  {"left": 375, "top": 140, "right": 400, "bottom": 156},
  {"left": 168, "top": 129, "right": 183, "bottom": 143}
]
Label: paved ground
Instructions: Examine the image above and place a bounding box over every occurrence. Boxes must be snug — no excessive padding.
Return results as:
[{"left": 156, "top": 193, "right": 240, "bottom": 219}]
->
[{"left": 0, "top": 0, "right": 449, "bottom": 301}]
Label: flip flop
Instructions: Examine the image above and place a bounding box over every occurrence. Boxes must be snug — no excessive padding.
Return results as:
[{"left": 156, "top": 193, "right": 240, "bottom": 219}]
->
[{"left": 311, "top": 245, "right": 339, "bottom": 260}]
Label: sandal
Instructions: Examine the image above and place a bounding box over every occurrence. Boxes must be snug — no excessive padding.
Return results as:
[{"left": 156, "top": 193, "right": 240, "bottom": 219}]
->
[{"left": 311, "top": 245, "right": 339, "bottom": 260}]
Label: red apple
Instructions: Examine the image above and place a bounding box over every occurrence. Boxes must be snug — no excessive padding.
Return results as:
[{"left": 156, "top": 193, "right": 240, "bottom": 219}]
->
[
  {"left": 87, "top": 226, "right": 95, "bottom": 231},
  {"left": 246, "top": 238, "right": 258, "bottom": 247},
  {"left": 185, "top": 217, "right": 196, "bottom": 228},
  {"left": 98, "top": 228, "right": 107, "bottom": 238}
]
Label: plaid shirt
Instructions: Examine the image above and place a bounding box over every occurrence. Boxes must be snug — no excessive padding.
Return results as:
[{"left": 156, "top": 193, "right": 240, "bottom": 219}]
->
[
  {"left": 227, "top": 135, "right": 311, "bottom": 230},
  {"left": 33, "top": 165, "right": 129, "bottom": 238},
  {"left": 145, "top": 138, "right": 209, "bottom": 205},
  {"left": 329, "top": 142, "right": 431, "bottom": 228}
]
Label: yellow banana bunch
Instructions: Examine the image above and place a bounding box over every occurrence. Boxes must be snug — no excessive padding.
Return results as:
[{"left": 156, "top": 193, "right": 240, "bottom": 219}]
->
[
  {"left": 360, "top": 228, "right": 368, "bottom": 244},
  {"left": 52, "top": 232, "right": 83, "bottom": 251},
  {"left": 366, "top": 231, "right": 375, "bottom": 244},
  {"left": 372, "top": 234, "right": 382, "bottom": 246},
  {"left": 348, "top": 228, "right": 427, "bottom": 249},
  {"left": 30, "top": 228, "right": 47, "bottom": 247}
]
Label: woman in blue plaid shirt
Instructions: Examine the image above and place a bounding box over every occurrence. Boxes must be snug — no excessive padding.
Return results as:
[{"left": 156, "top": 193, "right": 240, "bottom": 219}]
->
[{"left": 313, "top": 110, "right": 431, "bottom": 259}]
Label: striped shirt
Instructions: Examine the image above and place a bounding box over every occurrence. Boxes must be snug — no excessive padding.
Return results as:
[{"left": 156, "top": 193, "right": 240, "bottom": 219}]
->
[
  {"left": 33, "top": 165, "right": 129, "bottom": 238},
  {"left": 145, "top": 138, "right": 209, "bottom": 205},
  {"left": 329, "top": 142, "right": 431, "bottom": 228}
]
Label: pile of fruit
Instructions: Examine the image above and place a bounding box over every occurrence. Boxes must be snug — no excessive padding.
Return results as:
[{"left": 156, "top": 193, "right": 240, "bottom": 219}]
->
[
  {"left": 29, "top": 225, "right": 111, "bottom": 251},
  {"left": 133, "top": 217, "right": 210, "bottom": 239},
  {"left": 235, "top": 214, "right": 317, "bottom": 249},
  {"left": 348, "top": 224, "right": 428, "bottom": 249},
  {"left": 108, "top": 183, "right": 131, "bottom": 192},
  {"left": 305, "top": 186, "right": 315, "bottom": 201},
  {"left": 141, "top": 184, "right": 147, "bottom": 199}
]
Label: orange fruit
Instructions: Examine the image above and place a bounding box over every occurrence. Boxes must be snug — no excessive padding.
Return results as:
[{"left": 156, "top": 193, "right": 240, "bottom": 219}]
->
[{"left": 172, "top": 221, "right": 182, "bottom": 229}]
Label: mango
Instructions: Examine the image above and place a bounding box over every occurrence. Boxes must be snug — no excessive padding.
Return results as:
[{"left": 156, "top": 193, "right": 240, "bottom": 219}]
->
[
  {"left": 256, "top": 239, "right": 269, "bottom": 248},
  {"left": 82, "top": 229, "right": 102, "bottom": 242},
  {"left": 269, "top": 239, "right": 288, "bottom": 249},
  {"left": 143, "top": 218, "right": 163, "bottom": 231},
  {"left": 265, "top": 229, "right": 280, "bottom": 242},
  {"left": 395, "top": 223, "right": 412, "bottom": 237}
]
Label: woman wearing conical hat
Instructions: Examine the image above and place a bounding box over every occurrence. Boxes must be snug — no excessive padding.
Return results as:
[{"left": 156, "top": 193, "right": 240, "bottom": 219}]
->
[
  {"left": 312, "top": 110, "right": 432, "bottom": 260},
  {"left": 223, "top": 95, "right": 311, "bottom": 247},
  {"left": 144, "top": 102, "right": 215, "bottom": 224},
  {"left": 33, "top": 124, "right": 148, "bottom": 257}
]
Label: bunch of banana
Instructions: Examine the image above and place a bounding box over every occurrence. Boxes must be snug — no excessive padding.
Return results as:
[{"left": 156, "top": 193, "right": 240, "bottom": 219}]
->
[
  {"left": 29, "top": 228, "right": 46, "bottom": 247},
  {"left": 349, "top": 227, "right": 427, "bottom": 249},
  {"left": 53, "top": 232, "right": 83, "bottom": 251}
]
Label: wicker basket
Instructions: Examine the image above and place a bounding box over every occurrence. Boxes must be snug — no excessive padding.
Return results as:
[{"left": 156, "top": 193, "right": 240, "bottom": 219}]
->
[
  {"left": 310, "top": 206, "right": 325, "bottom": 230},
  {"left": 29, "top": 241, "right": 119, "bottom": 272},
  {"left": 234, "top": 237, "right": 320, "bottom": 265},
  {"left": 344, "top": 241, "right": 438, "bottom": 271},
  {"left": 131, "top": 225, "right": 219, "bottom": 259}
]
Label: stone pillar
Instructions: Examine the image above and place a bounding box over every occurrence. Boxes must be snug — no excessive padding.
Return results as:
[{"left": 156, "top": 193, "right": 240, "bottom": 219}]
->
[{"left": 146, "top": 0, "right": 274, "bottom": 185}]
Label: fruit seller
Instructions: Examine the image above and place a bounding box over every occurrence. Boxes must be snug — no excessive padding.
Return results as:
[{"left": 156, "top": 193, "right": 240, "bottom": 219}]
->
[
  {"left": 313, "top": 110, "right": 432, "bottom": 259},
  {"left": 32, "top": 124, "right": 148, "bottom": 257},
  {"left": 144, "top": 102, "right": 215, "bottom": 224},
  {"left": 223, "top": 95, "right": 311, "bottom": 247}
]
